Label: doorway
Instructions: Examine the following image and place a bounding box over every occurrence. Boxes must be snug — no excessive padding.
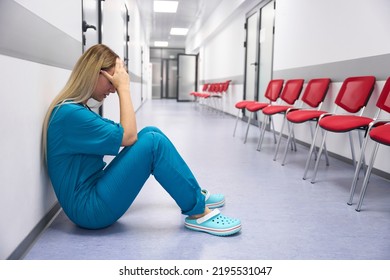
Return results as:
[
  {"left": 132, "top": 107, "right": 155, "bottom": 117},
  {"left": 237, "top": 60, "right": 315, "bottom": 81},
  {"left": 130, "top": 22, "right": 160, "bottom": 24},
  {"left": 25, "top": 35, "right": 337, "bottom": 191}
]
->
[
  {"left": 150, "top": 48, "right": 184, "bottom": 99},
  {"left": 243, "top": 0, "right": 275, "bottom": 117}
]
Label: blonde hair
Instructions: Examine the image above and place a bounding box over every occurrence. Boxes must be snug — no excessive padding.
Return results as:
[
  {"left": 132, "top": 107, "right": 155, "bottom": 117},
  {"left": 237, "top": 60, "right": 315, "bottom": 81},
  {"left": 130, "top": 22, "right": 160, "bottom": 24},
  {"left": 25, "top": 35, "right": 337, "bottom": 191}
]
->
[{"left": 42, "top": 44, "right": 118, "bottom": 161}]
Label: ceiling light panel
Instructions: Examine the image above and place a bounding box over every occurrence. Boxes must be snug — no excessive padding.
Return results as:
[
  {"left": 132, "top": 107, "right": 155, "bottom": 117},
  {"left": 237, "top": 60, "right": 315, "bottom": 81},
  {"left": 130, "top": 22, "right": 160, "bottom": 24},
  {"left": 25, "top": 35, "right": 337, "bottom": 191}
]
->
[
  {"left": 153, "top": 1, "right": 178, "bottom": 13},
  {"left": 170, "top": 28, "right": 188, "bottom": 36},
  {"left": 154, "top": 41, "right": 169, "bottom": 47}
]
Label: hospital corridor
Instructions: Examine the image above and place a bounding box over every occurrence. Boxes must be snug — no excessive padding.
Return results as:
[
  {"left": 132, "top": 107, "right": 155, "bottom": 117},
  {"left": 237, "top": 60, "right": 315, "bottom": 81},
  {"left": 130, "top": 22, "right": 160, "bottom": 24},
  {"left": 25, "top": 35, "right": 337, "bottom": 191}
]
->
[{"left": 1, "top": 0, "right": 390, "bottom": 271}]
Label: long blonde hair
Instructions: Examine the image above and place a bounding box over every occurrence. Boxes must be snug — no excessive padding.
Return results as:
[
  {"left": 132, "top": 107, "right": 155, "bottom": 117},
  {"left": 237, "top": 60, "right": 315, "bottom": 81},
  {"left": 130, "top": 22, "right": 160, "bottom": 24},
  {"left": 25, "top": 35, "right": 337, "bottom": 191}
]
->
[{"left": 42, "top": 44, "right": 118, "bottom": 161}]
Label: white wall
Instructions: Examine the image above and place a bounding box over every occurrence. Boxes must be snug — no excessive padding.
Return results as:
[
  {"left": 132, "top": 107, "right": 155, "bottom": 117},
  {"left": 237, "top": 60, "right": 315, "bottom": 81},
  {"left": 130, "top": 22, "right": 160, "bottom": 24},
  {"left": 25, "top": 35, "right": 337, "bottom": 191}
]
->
[
  {"left": 273, "top": 0, "right": 390, "bottom": 70},
  {"left": 0, "top": 0, "right": 81, "bottom": 260},
  {"left": 14, "top": 0, "right": 81, "bottom": 41},
  {"left": 200, "top": 14, "right": 246, "bottom": 116}
]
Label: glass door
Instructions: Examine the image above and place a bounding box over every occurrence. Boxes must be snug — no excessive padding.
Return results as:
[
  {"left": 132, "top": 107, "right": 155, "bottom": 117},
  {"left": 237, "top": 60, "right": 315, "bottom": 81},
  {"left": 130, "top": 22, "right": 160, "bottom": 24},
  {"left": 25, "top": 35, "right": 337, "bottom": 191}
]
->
[{"left": 177, "top": 54, "right": 197, "bottom": 102}]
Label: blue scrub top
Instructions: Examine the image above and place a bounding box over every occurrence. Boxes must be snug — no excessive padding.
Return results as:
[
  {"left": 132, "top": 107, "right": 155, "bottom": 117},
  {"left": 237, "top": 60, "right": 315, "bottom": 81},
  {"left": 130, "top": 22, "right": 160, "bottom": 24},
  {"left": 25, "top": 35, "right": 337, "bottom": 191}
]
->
[{"left": 47, "top": 102, "right": 123, "bottom": 226}]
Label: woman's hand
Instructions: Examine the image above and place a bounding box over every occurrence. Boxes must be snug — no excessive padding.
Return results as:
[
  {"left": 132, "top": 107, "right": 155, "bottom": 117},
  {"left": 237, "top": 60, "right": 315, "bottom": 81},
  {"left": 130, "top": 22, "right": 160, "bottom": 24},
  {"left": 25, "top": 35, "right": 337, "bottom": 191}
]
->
[{"left": 101, "top": 58, "right": 130, "bottom": 94}]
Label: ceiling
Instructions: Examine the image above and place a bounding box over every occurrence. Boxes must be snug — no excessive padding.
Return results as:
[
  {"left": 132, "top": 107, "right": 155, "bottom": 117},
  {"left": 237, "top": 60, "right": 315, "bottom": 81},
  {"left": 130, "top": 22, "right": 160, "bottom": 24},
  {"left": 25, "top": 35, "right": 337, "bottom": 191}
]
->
[{"left": 135, "top": 0, "right": 221, "bottom": 49}]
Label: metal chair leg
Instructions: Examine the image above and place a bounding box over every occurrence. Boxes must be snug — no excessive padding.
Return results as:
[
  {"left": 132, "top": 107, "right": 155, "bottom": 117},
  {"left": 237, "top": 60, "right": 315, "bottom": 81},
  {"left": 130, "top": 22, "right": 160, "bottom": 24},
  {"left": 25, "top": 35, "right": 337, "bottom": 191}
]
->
[
  {"left": 310, "top": 129, "right": 328, "bottom": 183},
  {"left": 357, "top": 130, "right": 367, "bottom": 174},
  {"left": 243, "top": 112, "right": 253, "bottom": 143},
  {"left": 347, "top": 132, "right": 371, "bottom": 205},
  {"left": 290, "top": 126, "right": 297, "bottom": 151},
  {"left": 356, "top": 142, "right": 379, "bottom": 212},
  {"left": 270, "top": 116, "right": 277, "bottom": 144},
  {"left": 348, "top": 131, "right": 357, "bottom": 168},
  {"left": 233, "top": 110, "right": 241, "bottom": 137},
  {"left": 273, "top": 115, "right": 287, "bottom": 161},
  {"left": 281, "top": 122, "right": 293, "bottom": 166},
  {"left": 257, "top": 115, "right": 268, "bottom": 151},
  {"left": 303, "top": 123, "right": 321, "bottom": 180}
]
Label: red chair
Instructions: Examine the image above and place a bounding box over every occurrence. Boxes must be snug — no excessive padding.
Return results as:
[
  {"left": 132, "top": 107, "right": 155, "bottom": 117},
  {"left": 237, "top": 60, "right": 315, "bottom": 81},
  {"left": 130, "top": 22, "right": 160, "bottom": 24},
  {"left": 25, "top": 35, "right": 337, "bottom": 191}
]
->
[
  {"left": 280, "top": 78, "right": 331, "bottom": 165},
  {"left": 351, "top": 123, "right": 390, "bottom": 212},
  {"left": 221, "top": 80, "right": 231, "bottom": 93},
  {"left": 209, "top": 80, "right": 231, "bottom": 111},
  {"left": 233, "top": 100, "right": 256, "bottom": 137},
  {"left": 303, "top": 76, "right": 376, "bottom": 183},
  {"left": 347, "top": 77, "right": 390, "bottom": 210},
  {"left": 257, "top": 79, "right": 304, "bottom": 152},
  {"left": 190, "top": 83, "right": 209, "bottom": 103},
  {"left": 243, "top": 79, "right": 284, "bottom": 143}
]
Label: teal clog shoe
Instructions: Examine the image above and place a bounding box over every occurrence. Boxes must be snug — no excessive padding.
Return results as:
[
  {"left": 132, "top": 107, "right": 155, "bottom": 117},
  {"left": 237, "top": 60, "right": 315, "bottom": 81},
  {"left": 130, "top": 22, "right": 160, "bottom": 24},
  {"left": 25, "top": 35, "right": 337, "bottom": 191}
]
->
[
  {"left": 202, "top": 189, "right": 225, "bottom": 209},
  {"left": 185, "top": 209, "right": 241, "bottom": 236}
]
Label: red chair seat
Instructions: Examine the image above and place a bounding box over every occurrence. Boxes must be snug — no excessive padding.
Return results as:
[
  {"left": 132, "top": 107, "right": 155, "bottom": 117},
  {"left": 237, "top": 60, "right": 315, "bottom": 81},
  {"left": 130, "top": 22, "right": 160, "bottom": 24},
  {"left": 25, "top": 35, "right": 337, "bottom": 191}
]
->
[
  {"left": 287, "top": 110, "right": 327, "bottom": 123},
  {"left": 369, "top": 124, "right": 390, "bottom": 146},
  {"left": 246, "top": 102, "right": 268, "bottom": 112},
  {"left": 262, "top": 105, "right": 293, "bottom": 115},
  {"left": 319, "top": 115, "right": 373, "bottom": 132},
  {"left": 235, "top": 100, "right": 255, "bottom": 109}
]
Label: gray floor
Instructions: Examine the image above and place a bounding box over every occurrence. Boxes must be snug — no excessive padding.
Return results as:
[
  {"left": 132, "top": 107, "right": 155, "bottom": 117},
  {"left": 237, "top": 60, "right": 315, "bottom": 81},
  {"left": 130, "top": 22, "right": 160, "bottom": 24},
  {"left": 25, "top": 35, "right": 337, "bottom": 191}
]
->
[{"left": 24, "top": 99, "right": 390, "bottom": 260}]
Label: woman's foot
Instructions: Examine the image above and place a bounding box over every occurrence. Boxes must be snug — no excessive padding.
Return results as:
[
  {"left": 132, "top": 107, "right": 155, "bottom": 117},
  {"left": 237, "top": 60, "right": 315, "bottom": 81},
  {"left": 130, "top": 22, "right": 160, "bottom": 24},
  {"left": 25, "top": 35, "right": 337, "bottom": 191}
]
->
[
  {"left": 185, "top": 208, "right": 241, "bottom": 236},
  {"left": 188, "top": 206, "right": 212, "bottom": 220},
  {"left": 202, "top": 189, "right": 225, "bottom": 209}
]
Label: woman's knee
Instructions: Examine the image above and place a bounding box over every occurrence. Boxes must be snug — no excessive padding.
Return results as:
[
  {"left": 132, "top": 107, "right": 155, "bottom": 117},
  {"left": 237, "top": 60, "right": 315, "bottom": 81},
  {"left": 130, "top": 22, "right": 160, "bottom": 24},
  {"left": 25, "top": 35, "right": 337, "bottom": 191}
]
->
[{"left": 138, "top": 126, "right": 163, "bottom": 136}]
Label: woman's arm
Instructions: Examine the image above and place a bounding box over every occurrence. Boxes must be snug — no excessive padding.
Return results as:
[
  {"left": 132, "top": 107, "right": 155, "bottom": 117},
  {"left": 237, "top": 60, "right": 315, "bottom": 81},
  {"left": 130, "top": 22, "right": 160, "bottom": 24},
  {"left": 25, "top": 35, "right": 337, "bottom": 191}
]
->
[{"left": 101, "top": 58, "right": 137, "bottom": 146}]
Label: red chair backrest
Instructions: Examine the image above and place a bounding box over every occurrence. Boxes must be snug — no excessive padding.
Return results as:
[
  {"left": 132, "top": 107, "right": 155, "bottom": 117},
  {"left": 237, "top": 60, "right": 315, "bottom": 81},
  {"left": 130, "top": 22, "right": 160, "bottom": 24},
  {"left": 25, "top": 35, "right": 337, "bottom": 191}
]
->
[
  {"left": 301, "top": 78, "right": 331, "bottom": 108},
  {"left": 216, "top": 83, "right": 223, "bottom": 93},
  {"left": 264, "top": 79, "right": 284, "bottom": 102},
  {"left": 376, "top": 77, "right": 390, "bottom": 113},
  {"left": 335, "top": 76, "right": 376, "bottom": 113},
  {"left": 202, "top": 83, "right": 209, "bottom": 91},
  {"left": 221, "top": 80, "right": 231, "bottom": 92},
  {"left": 280, "top": 79, "right": 304, "bottom": 105}
]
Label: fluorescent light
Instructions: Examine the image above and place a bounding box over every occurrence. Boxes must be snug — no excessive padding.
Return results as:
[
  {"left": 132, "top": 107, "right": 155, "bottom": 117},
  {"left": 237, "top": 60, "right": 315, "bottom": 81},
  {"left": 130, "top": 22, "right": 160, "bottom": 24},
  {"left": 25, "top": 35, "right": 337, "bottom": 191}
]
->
[
  {"left": 154, "top": 41, "right": 169, "bottom": 47},
  {"left": 154, "top": 1, "right": 178, "bottom": 13},
  {"left": 170, "top": 28, "right": 188, "bottom": 36}
]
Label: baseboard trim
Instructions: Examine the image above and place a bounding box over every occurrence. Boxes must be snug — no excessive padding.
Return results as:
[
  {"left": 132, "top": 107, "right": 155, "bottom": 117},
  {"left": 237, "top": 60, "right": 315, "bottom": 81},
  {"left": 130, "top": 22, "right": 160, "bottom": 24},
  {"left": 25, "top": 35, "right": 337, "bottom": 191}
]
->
[{"left": 8, "top": 202, "right": 61, "bottom": 260}]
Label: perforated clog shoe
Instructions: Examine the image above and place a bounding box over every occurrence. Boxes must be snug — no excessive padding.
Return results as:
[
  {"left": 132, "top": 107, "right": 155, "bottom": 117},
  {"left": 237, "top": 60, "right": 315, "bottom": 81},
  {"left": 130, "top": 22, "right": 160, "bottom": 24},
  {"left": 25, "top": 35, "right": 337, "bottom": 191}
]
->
[
  {"left": 185, "top": 209, "right": 241, "bottom": 236},
  {"left": 202, "top": 189, "right": 225, "bottom": 209}
]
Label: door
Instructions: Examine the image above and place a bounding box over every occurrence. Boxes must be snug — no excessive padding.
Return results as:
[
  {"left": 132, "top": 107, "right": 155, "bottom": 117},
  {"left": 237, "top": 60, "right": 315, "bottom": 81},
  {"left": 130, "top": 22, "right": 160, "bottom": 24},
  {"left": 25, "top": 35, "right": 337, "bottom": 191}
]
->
[
  {"left": 258, "top": 0, "right": 275, "bottom": 103},
  {"left": 122, "top": 4, "right": 130, "bottom": 71},
  {"left": 151, "top": 59, "right": 162, "bottom": 99},
  {"left": 82, "top": 0, "right": 102, "bottom": 114},
  {"left": 162, "top": 59, "right": 178, "bottom": 99},
  {"left": 82, "top": 0, "right": 102, "bottom": 52},
  {"left": 244, "top": 11, "right": 259, "bottom": 103},
  {"left": 243, "top": 0, "right": 275, "bottom": 115},
  {"left": 177, "top": 54, "right": 197, "bottom": 102}
]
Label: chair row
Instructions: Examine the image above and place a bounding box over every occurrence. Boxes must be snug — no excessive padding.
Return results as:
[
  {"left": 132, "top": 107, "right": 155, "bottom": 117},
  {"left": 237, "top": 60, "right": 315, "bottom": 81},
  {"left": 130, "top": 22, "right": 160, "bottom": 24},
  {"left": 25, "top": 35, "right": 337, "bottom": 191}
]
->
[
  {"left": 190, "top": 80, "right": 231, "bottom": 109},
  {"left": 233, "top": 76, "right": 390, "bottom": 212}
]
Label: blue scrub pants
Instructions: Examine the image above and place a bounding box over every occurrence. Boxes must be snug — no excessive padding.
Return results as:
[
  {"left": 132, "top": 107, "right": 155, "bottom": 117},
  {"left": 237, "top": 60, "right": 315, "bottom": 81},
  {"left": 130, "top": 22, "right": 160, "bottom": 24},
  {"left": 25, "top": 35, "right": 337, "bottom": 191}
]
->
[{"left": 94, "top": 126, "right": 205, "bottom": 228}]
